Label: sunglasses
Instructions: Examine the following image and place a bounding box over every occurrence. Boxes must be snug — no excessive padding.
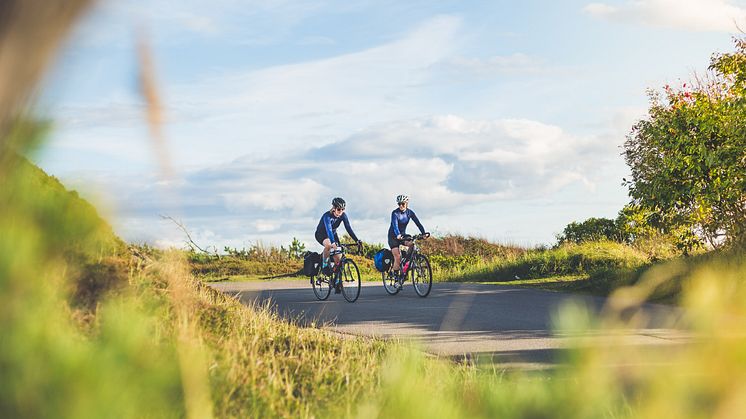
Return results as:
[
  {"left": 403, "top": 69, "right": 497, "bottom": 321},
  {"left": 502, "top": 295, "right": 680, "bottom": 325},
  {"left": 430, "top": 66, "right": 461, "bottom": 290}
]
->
[{"left": 398, "top": 202, "right": 407, "bottom": 206}]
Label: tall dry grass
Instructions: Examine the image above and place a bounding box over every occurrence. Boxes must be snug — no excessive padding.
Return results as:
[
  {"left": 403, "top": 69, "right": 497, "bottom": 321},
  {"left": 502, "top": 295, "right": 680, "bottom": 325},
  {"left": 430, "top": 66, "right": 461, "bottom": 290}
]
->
[
  {"left": 0, "top": 0, "right": 92, "bottom": 141},
  {"left": 359, "top": 254, "right": 746, "bottom": 418}
]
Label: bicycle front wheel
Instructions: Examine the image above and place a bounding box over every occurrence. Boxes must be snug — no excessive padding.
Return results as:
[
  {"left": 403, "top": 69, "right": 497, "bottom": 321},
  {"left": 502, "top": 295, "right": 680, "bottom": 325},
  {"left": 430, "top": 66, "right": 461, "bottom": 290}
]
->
[
  {"left": 312, "top": 274, "right": 332, "bottom": 300},
  {"left": 340, "top": 259, "right": 361, "bottom": 303},
  {"left": 411, "top": 254, "right": 432, "bottom": 297}
]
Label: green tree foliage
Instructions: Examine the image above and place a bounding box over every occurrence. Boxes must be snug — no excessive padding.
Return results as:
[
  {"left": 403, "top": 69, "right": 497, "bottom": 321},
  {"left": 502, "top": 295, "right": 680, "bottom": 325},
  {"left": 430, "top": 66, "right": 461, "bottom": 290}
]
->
[
  {"left": 286, "top": 237, "right": 306, "bottom": 259},
  {"left": 557, "top": 217, "right": 628, "bottom": 244},
  {"left": 624, "top": 39, "right": 746, "bottom": 249},
  {"left": 220, "top": 237, "right": 306, "bottom": 261}
]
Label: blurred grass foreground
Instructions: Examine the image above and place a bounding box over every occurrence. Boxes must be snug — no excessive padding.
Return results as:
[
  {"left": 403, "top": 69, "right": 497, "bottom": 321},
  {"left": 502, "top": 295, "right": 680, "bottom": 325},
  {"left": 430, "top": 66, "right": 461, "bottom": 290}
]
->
[
  {"left": 2, "top": 1, "right": 746, "bottom": 418},
  {"left": 3, "top": 141, "right": 746, "bottom": 418}
]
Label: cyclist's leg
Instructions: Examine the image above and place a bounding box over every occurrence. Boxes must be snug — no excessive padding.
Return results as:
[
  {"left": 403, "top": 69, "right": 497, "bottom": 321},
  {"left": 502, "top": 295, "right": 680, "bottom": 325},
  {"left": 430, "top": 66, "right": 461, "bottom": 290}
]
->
[
  {"left": 331, "top": 233, "right": 342, "bottom": 265},
  {"left": 388, "top": 234, "right": 401, "bottom": 271},
  {"left": 315, "top": 230, "right": 329, "bottom": 260},
  {"left": 391, "top": 247, "right": 401, "bottom": 271},
  {"left": 322, "top": 240, "right": 334, "bottom": 263},
  {"left": 402, "top": 240, "right": 414, "bottom": 258}
]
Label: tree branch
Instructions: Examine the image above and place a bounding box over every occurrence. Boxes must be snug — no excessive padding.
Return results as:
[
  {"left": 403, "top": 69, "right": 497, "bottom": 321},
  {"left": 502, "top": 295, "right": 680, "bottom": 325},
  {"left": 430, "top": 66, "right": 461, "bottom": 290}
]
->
[{"left": 160, "top": 214, "right": 215, "bottom": 256}]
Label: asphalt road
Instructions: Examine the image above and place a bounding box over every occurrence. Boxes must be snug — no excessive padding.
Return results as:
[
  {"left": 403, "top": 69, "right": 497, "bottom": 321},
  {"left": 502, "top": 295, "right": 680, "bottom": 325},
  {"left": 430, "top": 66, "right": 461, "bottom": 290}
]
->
[{"left": 210, "top": 279, "right": 690, "bottom": 368}]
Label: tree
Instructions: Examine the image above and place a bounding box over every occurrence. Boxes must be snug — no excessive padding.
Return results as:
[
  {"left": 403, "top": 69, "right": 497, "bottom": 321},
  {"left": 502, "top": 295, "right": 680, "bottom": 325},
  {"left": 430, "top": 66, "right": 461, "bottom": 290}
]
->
[
  {"left": 624, "top": 39, "right": 746, "bottom": 249},
  {"left": 287, "top": 237, "right": 306, "bottom": 259},
  {"left": 557, "top": 217, "right": 628, "bottom": 245}
]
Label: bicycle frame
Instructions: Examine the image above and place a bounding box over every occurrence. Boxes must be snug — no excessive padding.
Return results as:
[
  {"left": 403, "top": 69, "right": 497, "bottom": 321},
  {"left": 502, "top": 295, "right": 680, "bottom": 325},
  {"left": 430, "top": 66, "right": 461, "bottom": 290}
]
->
[
  {"left": 328, "top": 242, "right": 358, "bottom": 268},
  {"left": 398, "top": 233, "right": 426, "bottom": 272}
]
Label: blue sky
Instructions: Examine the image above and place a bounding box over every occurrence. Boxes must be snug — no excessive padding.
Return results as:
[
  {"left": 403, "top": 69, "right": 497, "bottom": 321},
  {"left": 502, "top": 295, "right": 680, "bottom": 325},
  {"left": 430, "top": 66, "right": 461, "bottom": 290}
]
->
[{"left": 37, "top": 0, "right": 745, "bottom": 249}]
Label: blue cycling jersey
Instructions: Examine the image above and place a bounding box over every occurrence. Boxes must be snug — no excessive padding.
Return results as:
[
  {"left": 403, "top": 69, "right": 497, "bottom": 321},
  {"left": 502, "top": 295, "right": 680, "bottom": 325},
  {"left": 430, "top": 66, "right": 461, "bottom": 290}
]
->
[
  {"left": 316, "top": 210, "right": 359, "bottom": 244},
  {"left": 389, "top": 208, "right": 425, "bottom": 238}
]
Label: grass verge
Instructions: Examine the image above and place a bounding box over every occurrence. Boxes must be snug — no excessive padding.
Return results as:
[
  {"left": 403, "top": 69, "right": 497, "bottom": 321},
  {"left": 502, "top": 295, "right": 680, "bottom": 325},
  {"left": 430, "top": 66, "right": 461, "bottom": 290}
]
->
[{"left": 5, "top": 157, "right": 746, "bottom": 418}]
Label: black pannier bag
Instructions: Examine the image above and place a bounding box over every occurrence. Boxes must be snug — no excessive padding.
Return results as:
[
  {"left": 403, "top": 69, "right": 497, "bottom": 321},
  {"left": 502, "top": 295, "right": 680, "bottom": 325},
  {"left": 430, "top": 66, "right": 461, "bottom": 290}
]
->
[{"left": 303, "top": 251, "right": 322, "bottom": 277}]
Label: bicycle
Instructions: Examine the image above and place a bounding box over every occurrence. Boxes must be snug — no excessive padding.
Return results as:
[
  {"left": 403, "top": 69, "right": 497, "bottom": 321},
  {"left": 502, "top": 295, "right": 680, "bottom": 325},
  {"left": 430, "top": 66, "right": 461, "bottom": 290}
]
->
[
  {"left": 311, "top": 242, "right": 362, "bottom": 303},
  {"left": 382, "top": 233, "right": 432, "bottom": 297}
]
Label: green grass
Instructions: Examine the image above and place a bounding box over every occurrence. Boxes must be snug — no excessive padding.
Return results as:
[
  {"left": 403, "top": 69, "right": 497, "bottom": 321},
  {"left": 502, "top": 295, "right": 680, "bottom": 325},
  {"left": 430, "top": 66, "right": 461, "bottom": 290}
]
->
[
  {"left": 192, "top": 234, "right": 730, "bottom": 308},
  {"left": 439, "top": 241, "right": 649, "bottom": 282},
  {"left": 1, "top": 153, "right": 185, "bottom": 417},
  {"left": 0, "top": 152, "right": 391, "bottom": 417},
  {"left": 473, "top": 274, "right": 591, "bottom": 292},
  {"left": 205, "top": 272, "right": 384, "bottom": 283},
  {"left": 6, "top": 148, "right": 746, "bottom": 418},
  {"left": 194, "top": 239, "right": 681, "bottom": 301}
]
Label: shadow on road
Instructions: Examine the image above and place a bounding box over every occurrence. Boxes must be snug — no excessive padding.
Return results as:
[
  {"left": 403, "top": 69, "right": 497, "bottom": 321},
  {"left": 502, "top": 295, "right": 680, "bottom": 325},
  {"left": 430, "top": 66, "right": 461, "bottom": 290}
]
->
[{"left": 211, "top": 281, "right": 687, "bottom": 367}]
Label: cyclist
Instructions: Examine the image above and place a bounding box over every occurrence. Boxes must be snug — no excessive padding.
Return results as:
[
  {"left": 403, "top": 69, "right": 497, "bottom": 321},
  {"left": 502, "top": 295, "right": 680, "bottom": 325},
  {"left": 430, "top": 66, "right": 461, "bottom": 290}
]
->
[
  {"left": 388, "top": 194, "right": 429, "bottom": 280},
  {"left": 315, "top": 197, "right": 362, "bottom": 285}
]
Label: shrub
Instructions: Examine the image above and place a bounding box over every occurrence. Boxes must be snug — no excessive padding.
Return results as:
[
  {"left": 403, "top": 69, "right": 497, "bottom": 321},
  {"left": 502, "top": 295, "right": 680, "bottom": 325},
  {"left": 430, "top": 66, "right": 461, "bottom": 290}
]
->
[{"left": 557, "top": 217, "right": 628, "bottom": 244}]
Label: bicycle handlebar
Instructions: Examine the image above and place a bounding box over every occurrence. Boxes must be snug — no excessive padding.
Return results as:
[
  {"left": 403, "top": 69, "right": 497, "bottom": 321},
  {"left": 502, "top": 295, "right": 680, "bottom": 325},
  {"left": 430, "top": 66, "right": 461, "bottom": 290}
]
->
[
  {"left": 398, "top": 233, "right": 430, "bottom": 242},
  {"left": 336, "top": 242, "right": 363, "bottom": 255}
]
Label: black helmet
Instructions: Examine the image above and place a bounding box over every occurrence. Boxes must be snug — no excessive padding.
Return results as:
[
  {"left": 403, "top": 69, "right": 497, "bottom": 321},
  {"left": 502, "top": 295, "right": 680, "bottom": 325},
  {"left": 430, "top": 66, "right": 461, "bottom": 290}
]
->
[{"left": 332, "top": 197, "right": 346, "bottom": 209}]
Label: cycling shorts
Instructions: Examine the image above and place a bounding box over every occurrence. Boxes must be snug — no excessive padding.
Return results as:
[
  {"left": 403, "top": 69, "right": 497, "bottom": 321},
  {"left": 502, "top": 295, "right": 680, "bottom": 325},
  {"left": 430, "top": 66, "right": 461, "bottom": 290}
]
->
[
  {"left": 388, "top": 233, "right": 401, "bottom": 249},
  {"left": 316, "top": 230, "right": 340, "bottom": 246}
]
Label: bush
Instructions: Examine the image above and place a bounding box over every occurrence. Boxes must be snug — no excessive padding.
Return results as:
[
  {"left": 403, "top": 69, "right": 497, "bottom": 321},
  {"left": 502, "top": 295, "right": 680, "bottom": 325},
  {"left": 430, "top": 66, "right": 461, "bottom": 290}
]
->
[
  {"left": 420, "top": 234, "right": 524, "bottom": 259},
  {"left": 191, "top": 257, "right": 302, "bottom": 278},
  {"left": 557, "top": 217, "right": 628, "bottom": 244}
]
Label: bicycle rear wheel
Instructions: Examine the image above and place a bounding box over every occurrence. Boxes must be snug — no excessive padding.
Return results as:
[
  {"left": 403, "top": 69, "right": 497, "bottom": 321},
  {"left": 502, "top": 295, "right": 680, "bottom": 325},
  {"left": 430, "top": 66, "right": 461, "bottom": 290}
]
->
[
  {"left": 411, "top": 254, "right": 432, "bottom": 297},
  {"left": 340, "top": 259, "right": 361, "bottom": 303},
  {"left": 312, "top": 274, "right": 332, "bottom": 300}
]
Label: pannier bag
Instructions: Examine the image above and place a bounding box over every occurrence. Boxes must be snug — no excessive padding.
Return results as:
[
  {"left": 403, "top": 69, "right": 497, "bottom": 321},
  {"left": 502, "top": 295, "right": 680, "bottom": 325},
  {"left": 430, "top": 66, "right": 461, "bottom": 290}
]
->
[
  {"left": 373, "top": 249, "right": 393, "bottom": 272},
  {"left": 303, "top": 251, "right": 322, "bottom": 277}
]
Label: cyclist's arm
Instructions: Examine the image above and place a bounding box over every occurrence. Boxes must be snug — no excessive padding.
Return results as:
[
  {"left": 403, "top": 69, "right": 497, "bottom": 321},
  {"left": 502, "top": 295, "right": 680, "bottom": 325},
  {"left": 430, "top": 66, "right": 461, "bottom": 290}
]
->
[
  {"left": 410, "top": 209, "right": 426, "bottom": 235},
  {"left": 323, "top": 212, "right": 337, "bottom": 244},
  {"left": 341, "top": 213, "right": 360, "bottom": 242},
  {"left": 391, "top": 210, "right": 401, "bottom": 237}
]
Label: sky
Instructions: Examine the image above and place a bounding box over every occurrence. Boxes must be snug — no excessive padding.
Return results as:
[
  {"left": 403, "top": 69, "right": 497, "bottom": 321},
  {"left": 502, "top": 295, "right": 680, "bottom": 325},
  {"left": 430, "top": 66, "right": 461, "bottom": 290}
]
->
[{"left": 37, "top": 0, "right": 745, "bottom": 250}]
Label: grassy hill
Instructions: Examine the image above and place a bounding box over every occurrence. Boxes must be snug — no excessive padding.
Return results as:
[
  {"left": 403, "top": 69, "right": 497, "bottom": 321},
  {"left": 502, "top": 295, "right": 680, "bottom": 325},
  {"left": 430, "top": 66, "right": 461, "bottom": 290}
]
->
[{"left": 0, "top": 154, "right": 393, "bottom": 417}]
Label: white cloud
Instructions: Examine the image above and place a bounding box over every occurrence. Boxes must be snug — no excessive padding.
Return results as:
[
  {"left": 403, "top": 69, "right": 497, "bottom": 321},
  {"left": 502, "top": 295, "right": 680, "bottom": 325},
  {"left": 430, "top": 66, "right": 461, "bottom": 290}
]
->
[
  {"left": 311, "top": 116, "right": 609, "bottom": 204},
  {"left": 53, "top": 15, "right": 466, "bottom": 168},
  {"left": 254, "top": 220, "right": 281, "bottom": 232},
  {"left": 584, "top": 0, "right": 746, "bottom": 32},
  {"left": 220, "top": 178, "right": 327, "bottom": 214},
  {"left": 83, "top": 114, "right": 616, "bottom": 246},
  {"left": 177, "top": 14, "right": 462, "bottom": 112},
  {"left": 60, "top": 105, "right": 636, "bottom": 249}
]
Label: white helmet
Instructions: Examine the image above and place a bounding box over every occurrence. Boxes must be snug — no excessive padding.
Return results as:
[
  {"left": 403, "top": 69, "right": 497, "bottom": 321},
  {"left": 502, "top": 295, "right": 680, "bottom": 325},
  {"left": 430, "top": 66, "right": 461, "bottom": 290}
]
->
[{"left": 396, "top": 195, "right": 409, "bottom": 204}]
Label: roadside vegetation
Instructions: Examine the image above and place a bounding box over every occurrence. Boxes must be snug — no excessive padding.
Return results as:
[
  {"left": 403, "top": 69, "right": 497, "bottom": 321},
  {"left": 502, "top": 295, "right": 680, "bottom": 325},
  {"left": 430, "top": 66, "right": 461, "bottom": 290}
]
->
[
  {"left": 186, "top": 229, "right": 720, "bottom": 304},
  {"left": 2, "top": 151, "right": 390, "bottom": 417},
  {"left": 4, "top": 155, "right": 746, "bottom": 418}
]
